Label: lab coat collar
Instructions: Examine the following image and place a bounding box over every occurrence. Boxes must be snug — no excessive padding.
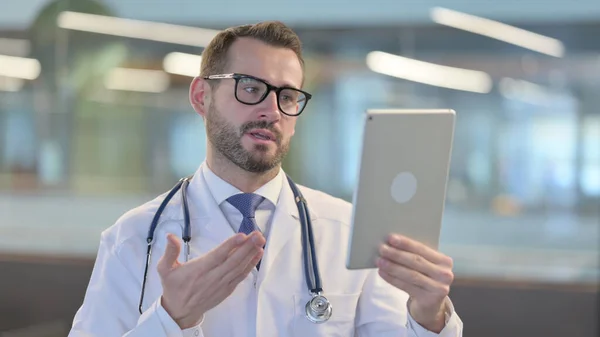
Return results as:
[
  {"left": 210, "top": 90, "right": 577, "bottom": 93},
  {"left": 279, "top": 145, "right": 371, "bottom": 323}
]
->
[
  {"left": 200, "top": 161, "right": 284, "bottom": 209},
  {"left": 182, "top": 162, "right": 318, "bottom": 249},
  {"left": 184, "top": 162, "right": 236, "bottom": 247}
]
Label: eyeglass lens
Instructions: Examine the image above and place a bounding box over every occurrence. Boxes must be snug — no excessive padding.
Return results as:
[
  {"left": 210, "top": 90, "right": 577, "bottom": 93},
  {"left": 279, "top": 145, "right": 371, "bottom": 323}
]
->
[{"left": 236, "top": 77, "right": 307, "bottom": 115}]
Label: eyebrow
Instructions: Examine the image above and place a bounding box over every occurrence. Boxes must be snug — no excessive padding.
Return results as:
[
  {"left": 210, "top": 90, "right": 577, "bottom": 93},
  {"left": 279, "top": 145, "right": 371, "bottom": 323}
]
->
[
  {"left": 273, "top": 79, "right": 301, "bottom": 90},
  {"left": 279, "top": 82, "right": 301, "bottom": 90},
  {"left": 248, "top": 74, "right": 300, "bottom": 90}
]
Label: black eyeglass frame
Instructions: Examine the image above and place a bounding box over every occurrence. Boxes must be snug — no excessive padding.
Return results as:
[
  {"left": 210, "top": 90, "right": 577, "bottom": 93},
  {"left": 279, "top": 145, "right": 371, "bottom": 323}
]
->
[{"left": 203, "top": 73, "right": 312, "bottom": 117}]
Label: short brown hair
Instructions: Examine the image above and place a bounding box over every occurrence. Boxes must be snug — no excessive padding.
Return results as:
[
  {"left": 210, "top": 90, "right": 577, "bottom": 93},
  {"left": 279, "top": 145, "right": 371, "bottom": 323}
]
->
[{"left": 200, "top": 21, "right": 304, "bottom": 81}]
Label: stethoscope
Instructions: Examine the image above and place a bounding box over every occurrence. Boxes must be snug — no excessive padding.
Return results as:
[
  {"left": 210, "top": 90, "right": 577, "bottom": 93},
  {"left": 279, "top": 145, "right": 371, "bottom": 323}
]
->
[{"left": 138, "top": 174, "right": 333, "bottom": 324}]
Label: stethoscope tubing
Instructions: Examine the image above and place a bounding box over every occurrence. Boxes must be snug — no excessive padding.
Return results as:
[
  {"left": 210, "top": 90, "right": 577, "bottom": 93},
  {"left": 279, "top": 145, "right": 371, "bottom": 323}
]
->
[{"left": 138, "top": 174, "right": 328, "bottom": 320}]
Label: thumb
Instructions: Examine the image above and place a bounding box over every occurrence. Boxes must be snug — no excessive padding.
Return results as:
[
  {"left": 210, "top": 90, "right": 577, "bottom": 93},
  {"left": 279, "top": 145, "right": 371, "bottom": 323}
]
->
[{"left": 158, "top": 233, "right": 182, "bottom": 272}]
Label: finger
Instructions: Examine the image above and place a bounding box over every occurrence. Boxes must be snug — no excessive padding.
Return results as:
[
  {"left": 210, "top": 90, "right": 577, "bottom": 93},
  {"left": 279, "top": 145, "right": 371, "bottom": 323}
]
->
[
  {"left": 226, "top": 231, "right": 265, "bottom": 257},
  {"left": 213, "top": 232, "right": 264, "bottom": 283},
  {"left": 377, "top": 257, "right": 450, "bottom": 298},
  {"left": 387, "top": 234, "right": 453, "bottom": 267},
  {"left": 223, "top": 232, "right": 264, "bottom": 267},
  {"left": 378, "top": 268, "right": 427, "bottom": 298},
  {"left": 250, "top": 231, "right": 266, "bottom": 247},
  {"left": 157, "top": 233, "right": 182, "bottom": 274},
  {"left": 379, "top": 244, "right": 454, "bottom": 285},
  {"left": 228, "top": 249, "right": 264, "bottom": 286},
  {"left": 212, "top": 250, "right": 263, "bottom": 302},
  {"left": 196, "top": 233, "right": 248, "bottom": 270}
]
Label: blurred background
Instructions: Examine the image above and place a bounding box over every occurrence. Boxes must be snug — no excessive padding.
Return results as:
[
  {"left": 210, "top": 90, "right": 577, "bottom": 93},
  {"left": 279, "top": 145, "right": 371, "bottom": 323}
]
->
[{"left": 0, "top": 0, "right": 598, "bottom": 336}]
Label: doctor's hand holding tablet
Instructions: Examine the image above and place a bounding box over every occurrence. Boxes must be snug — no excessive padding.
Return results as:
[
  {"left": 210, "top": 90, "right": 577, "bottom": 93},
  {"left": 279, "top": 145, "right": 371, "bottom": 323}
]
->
[{"left": 376, "top": 234, "right": 455, "bottom": 332}]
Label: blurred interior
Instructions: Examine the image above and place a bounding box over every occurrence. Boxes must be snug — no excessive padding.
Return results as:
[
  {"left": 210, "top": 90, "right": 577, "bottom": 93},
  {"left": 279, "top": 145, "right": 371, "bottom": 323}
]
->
[{"left": 0, "top": 1, "right": 598, "bottom": 336}]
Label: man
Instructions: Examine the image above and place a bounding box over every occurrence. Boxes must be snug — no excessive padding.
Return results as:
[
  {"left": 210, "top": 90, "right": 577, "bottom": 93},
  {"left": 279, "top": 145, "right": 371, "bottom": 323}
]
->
[{"left": 69, "top": 21, "right": 463, "bottom": 337}]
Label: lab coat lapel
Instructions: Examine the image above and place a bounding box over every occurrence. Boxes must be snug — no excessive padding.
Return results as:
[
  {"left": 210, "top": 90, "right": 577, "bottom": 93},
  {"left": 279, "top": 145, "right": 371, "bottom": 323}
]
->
[
  {"left": 259, "top": 179, "right": 318, "bottom": 279},
  {"left": 186, "top": 166, "right": 237, "bottom": 252}
]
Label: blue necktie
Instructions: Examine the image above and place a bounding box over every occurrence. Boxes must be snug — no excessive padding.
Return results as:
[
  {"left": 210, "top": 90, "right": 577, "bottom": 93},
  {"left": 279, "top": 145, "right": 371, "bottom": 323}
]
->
[
  {"left": 227, "top": 193, "right": 265, "bottom": 269},
  {"left": 227, "top": 193, "right": 265, "bottom": 235}
]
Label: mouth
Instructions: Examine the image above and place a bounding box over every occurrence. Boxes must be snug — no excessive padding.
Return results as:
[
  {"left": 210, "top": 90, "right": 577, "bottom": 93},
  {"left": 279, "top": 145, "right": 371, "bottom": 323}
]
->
[{"left": 247, "top": 129, "right": 276, "bottom": 142}]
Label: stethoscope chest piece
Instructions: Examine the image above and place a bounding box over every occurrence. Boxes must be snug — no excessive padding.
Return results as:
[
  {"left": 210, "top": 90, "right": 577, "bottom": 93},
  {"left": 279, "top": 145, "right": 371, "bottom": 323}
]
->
[{"left": 305, "top": 293, "right": 332, "bottom": 323}]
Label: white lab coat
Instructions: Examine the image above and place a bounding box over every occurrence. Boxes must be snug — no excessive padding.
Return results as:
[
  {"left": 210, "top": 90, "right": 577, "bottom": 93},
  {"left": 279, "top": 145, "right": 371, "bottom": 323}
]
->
[{"left": 68, "top": 164, "right": 463, "bottom": 337}]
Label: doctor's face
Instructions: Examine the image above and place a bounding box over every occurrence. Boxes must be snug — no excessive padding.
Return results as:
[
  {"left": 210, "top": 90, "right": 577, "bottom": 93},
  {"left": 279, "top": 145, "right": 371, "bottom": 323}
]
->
[{"left": 199, "top": 38, "right": 304, "bottom": 173}]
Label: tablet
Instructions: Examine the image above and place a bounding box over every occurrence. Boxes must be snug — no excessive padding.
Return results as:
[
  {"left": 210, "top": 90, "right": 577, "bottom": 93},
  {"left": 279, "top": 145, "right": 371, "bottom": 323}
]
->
[{"left": 346, "top": 109, "right": 456, "bottom": 270}]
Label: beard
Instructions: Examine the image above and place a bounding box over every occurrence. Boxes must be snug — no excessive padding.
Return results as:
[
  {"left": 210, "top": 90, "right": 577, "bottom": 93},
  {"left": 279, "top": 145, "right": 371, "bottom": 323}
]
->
[{"left": 205, "top": 102, "right": 290, "bottom": 173}]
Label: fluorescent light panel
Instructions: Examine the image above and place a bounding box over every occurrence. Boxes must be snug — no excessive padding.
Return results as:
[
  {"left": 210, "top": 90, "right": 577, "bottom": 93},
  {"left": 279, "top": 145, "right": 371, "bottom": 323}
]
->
[
  {"left": 104, "top": 68, "right": 170, "bottom": 93},
  {"left": 163, "top": 52, "right": 201, "bottom": 77},
  {"left": 431, "top": 7, "right": 565, "bottom": 57},
  {"left": 366, "top": 51, "right": 492, "bottom": 93},
  {"left": 57, "top": 11, "right": 220, "bottom": 47},
  {"left": 0, "top": 55, "right": 41, "bottom": 80}
]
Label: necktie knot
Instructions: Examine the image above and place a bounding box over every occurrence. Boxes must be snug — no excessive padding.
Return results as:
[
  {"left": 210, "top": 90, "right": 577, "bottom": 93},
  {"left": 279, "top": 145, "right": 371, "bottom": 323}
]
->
[{"left": 227, "top": 193, "right": 265, "bottom": 219}]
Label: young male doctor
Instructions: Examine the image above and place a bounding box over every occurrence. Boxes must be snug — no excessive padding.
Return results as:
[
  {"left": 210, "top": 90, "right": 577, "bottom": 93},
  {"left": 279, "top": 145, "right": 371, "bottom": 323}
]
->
[{"left": 68, "top": 21, "right": 463, "bottom": 337}]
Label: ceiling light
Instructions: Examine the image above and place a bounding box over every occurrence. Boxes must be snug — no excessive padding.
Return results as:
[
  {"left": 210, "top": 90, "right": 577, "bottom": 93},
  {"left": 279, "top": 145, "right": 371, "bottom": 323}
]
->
[
  {"left": 431, "top": 7, "right": 565, "bottom": 57},
  {"left": 163, "top": 52, "right": 202, "bottom": 77},
  {"left": 104, "top": 68, "right": 170, "bottom": 93},
  {"left": 57, "top": 11, "right": 220, "bottom": 47},
  {"left": 366, "top": 51, "right": 492, "bottom": 93},
  {"left": 0, "top": 55, "right": 41, "bottom": 80}
]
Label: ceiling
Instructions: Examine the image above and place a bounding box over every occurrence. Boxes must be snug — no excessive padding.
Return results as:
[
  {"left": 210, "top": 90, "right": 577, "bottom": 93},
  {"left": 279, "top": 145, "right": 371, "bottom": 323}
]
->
[{"left": 1, "top": 0, "right": 599, "bottom": 30}]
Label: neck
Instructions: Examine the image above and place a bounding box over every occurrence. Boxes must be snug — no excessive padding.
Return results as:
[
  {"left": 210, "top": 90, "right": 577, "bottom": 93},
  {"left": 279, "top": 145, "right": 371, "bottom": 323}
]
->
[{"left": 206, "top": 146, "right": 280, "bottom": 193}]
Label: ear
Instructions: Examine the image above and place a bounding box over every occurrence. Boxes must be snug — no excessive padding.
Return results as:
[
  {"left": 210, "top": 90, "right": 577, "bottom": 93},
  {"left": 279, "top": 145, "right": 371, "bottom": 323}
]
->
[
  {"left": 189, "top": 77, "right": 210, "bottom": 117},
  {"left": 290, "top": 120, "right": 297, "bottom": 138}
]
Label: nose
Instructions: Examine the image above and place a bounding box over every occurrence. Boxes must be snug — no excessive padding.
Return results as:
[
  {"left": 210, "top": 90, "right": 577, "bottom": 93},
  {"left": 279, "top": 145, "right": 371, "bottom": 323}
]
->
[{"left": 257, "top": 91, "right": 281, "bottom": 121}]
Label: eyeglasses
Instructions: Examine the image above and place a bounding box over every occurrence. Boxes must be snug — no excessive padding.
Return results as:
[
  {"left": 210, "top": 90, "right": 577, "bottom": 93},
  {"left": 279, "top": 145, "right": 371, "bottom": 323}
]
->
[{"left": 203, "top": 73, "right": 312, "bottom": 117}]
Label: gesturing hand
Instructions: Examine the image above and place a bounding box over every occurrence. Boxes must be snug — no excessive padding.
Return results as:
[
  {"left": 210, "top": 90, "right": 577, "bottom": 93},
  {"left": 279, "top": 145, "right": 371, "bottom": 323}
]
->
[
  {"left": 376, "top": 234, "right": 454, "bottom": 333},
  {"left": 158, "top": 231, "right": 265, "bottom": 329}
]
